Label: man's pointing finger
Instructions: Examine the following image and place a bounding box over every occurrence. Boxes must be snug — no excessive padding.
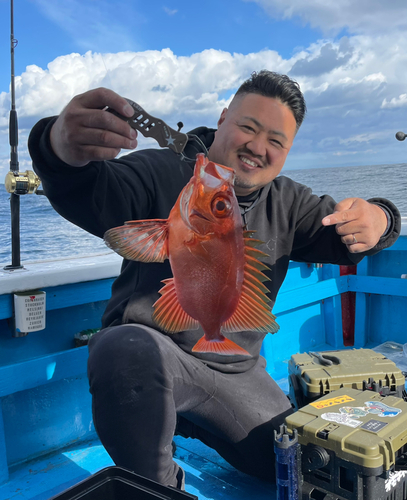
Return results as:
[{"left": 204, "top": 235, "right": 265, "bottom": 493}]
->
[
  {"left": 321, "top": 198, "right": 359, "bottom": 226},
  {"left": 322, "top": 210, "right": 354, "bottom": 226}
]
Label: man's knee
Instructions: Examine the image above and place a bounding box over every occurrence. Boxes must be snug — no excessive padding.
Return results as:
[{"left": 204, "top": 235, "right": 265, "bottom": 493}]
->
[
  {"left": 90, "top": 323, "right": 163, "bottom": 357},
  {"left": 87, "top": 324, "right": 166, "bottom": 388}
]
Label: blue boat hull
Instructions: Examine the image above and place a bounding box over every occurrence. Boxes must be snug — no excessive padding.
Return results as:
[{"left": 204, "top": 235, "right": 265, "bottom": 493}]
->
[{"left": 0, "top": 228, "right": 406, "bottom": 499}]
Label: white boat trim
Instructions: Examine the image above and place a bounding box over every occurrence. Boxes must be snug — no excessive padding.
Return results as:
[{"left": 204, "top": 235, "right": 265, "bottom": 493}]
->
[{"left": 0, "top": 251, "right": 122, "bottom": 294}]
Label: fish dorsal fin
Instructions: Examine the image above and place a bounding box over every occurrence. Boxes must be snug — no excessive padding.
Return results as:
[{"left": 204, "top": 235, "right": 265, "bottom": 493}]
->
[
  {"left": 221, "top": 235, "right": 279, "bottom": 334},
  {"left": 153, "top": 278, "right": 199, "bottom": 333},
  {"left": 104, "top": 219, "right": 169, "bottom": 263}
]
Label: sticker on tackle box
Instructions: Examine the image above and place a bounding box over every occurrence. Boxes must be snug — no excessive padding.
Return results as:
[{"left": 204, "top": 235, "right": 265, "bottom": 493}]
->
[
  {"left": 361, "top": 419, "right": 388, "bottom": 432},
  {"left": 321, "top": 412, "right": 362, "bottom": 428},
  {"left": 310, "top": 394, "right": 355, "bottom": 410},
  {"left": 363, "top": 401, "right": 401, "bottom": 417},
  {"left": 385, "top": 471, "right": 407, "bottom": 493},
  {"left": 321, "top": 400, "right": 402, "bottom": 428}
]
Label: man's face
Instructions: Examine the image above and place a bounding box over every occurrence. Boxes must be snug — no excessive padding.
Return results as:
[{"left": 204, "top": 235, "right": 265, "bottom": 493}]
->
[{"left": 208, "top": 93, "right": 297, "bottom": 196}]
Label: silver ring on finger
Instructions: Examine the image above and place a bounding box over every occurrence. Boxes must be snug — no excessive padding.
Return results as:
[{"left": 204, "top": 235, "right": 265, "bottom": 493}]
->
[{"left": 352, "top": 234, "right": 357, "bottom": 244}]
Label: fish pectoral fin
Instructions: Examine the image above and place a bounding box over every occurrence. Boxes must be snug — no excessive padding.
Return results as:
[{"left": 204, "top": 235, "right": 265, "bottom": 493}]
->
[
  {"left": 104, "top": 219, "right": 169, "bottom": 263},
  {"left": 192, "top": 336, "right": 250, "bottom": 356},
  {"left": 152, "top": 278, "right": 199, "bottom": 333}
]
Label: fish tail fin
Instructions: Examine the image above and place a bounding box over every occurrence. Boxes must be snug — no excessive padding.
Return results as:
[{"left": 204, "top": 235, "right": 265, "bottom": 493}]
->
[{"left": 192, "top": 336, "right": 250, "bottom": 356}]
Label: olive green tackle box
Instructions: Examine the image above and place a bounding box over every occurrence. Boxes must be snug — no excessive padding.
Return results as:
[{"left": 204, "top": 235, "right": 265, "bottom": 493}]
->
[
  {"left": 288, "top": 348, "right": 406, "bottom": 410},
  {"left": 284, "top": 387, "right": 407, "bottom": 500}
]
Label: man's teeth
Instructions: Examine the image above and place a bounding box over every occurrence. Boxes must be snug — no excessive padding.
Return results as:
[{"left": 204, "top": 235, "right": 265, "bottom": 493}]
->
[{"left": 240, "top": 157, "right": 257, "bottom": 168}]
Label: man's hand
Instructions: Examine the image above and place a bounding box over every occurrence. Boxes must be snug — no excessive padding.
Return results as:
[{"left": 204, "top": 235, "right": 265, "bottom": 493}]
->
[
  {"left": 50, "top": 88, "right": 138, "bottom": 167},
  {"left": 321, "top": 198, "right": 388, "bottom": 253}
]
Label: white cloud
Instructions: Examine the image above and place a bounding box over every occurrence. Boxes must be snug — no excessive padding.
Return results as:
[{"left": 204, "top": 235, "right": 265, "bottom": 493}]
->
[
  {"left": 0, "top": 48, "right": 286, "bottom": 123},
  {"left": 381, "top": 94, "right": 407, "bottom": 109},
  {"left": 339, "top": 132, "right": 382, "bottom": 145},
  {"left": 245, "top": 0, "right": 407, "bottom": 36},
  {"left": 363, "top": 73, "right": 386, "bottom": 84},
  {"left": 333, "top": 151, "right": 359, "bottom": 156},
  {"left": 163, "top": 7, "right": 178, "bottom": 16}
]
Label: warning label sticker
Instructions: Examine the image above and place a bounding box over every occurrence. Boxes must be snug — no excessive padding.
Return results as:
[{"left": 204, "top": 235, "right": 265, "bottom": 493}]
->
[{"left": 310, "top": 395, "right": 355, "bottom": 410}]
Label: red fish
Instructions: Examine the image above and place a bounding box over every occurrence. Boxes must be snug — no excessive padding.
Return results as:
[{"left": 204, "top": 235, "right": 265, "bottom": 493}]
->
[{"left": 104, "top": 153, "right": 279, "bottom": 356}]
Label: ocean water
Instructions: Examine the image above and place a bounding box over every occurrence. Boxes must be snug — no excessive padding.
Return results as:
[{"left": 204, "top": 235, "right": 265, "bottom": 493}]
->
[{"left": 1, "top": 162, "right": 406, "bottom": 266}]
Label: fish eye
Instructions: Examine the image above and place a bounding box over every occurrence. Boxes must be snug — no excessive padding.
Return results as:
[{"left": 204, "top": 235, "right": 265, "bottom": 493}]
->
[{"left": 211, "top": 196, "right": 232, "bottom": 218}]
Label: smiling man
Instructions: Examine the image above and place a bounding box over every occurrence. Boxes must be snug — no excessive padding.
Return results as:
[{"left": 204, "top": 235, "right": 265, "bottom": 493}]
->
[
  {"left": 209, "top": 93, "right": 297, "bottom": 195},
  {"left": 28, "top": 70, "right": 400, "bottom": 490}
]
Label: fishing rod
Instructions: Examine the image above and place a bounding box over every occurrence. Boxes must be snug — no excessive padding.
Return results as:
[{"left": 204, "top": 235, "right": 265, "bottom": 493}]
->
[
  {"left": 4, "top": 0, "right": 41, "bottom": 271},
  {"left": 4, "top": 0, "right": 22, "bottom": 270}
]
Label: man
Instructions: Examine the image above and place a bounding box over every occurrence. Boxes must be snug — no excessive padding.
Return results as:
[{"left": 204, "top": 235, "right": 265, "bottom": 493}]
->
[{"left": 28, "top": 71, "right": 400, "bottom": 489}]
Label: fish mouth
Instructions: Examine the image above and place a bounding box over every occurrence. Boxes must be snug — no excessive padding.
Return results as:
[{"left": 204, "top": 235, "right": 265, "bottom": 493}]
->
[{"left": 190, "top": 209, "right": 211, "bottom": 221}]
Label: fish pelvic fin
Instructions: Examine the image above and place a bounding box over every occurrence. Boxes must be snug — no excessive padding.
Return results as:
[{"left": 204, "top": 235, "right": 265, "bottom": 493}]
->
[
  {"left": 221, "top": 233, "right": 279, "bottom": 334},
  {"left": 104, "top": 219, "right": 169, "bottom": 263},
  {"left": 192, "top": 336, "right": 250, "bottom": 356},
  {"left": 153, "top": 278, "right": 199, "bottom": 333}
]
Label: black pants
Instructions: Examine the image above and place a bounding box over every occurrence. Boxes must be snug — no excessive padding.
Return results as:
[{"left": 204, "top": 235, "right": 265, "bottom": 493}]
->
[{"left": 87, "top": 324, "right": 293, "bottom": 487}]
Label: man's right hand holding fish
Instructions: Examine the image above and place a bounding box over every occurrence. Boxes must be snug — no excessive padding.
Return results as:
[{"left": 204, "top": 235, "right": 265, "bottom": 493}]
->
[{"left": 28, "top": 71, "right": 401, "bottom": 490}]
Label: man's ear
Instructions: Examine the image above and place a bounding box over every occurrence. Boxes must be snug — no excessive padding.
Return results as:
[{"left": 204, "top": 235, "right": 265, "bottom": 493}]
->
[{"left": 217, "top": 108, "right": 228, "bottom": 127}]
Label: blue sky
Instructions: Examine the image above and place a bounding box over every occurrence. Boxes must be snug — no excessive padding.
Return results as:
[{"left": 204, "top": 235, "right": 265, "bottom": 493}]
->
[{"left": 1, "top": 0, "right": 407, "bottom": 179}]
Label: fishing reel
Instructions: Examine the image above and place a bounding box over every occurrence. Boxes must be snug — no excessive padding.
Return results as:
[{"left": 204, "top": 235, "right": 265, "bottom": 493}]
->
[{"left": 5, "top": 170, "right": 42, "bottom": 195}]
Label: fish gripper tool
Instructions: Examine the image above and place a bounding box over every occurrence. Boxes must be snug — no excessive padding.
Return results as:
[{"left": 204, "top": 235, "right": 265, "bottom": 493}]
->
[{"left": 107, "top": 98, "right": 189, "bottom": 155}]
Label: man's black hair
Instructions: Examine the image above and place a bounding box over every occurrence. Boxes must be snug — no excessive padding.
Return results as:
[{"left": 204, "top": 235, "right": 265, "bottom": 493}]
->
[{"left": 235, "top": 70, "right": 307, "bottom": 131}]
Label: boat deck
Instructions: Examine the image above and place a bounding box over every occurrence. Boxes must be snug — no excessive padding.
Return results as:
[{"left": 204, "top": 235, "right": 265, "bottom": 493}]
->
[{"left": 0, "top": 433, "right": 275, "bottom": 499}]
